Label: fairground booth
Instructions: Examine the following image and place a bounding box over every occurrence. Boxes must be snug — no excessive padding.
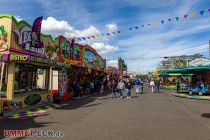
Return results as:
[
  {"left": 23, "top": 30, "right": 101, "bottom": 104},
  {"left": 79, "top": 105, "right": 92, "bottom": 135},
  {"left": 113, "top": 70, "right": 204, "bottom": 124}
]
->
[
  {"left": 161, "top": 58, "right": 210, "bottom": 93},
  {"left": 0, "top": 14, "right": 107, "bottom": 114},
  {"left": 0, "top": 14, "right": 71, "bottom": 114}
]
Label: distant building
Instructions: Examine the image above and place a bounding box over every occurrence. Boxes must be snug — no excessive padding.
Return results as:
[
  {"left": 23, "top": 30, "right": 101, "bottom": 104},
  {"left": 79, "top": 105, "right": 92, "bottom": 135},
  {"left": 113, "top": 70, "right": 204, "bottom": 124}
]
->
[
  {"left": 118, "top": 57, "right": 127, "bottom": 75},
  {"left": 159, "top": 54, "right": 203, "bottom": 70}
]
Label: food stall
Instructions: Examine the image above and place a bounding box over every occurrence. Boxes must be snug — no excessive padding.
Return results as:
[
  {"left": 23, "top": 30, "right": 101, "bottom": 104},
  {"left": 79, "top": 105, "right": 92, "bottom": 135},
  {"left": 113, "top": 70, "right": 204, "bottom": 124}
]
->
[
  {"left": 68, "top": 43, "right": 85, "bottom": 97},
  {"left": 0, "top": 14, "right": 70, "bottom": 114},
  {"left": 51, "top": 35, "right": 72, "bottom": 101}
]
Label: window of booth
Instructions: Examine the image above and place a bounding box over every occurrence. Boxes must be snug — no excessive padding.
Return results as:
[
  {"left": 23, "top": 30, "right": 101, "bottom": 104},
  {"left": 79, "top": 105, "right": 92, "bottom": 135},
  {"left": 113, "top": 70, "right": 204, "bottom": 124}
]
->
[
  {"left": 0, "top": 62, "right": 8, "bottom": 98},
  {"left": 14, "top": 63, "right": 49, "bottom": 94}
]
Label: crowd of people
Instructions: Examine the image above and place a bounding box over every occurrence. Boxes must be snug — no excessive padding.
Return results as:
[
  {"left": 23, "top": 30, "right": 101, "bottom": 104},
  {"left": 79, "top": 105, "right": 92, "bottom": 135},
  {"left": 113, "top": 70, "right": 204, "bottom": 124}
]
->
[
  {"left": 69, "top": 75, "right": 163, "bottom": 99},
  {"left": 108, "top": 77, "right": 145, "bottom": 99},
  {"left": 148, "top": 78, "right": 161, "bottom": 93},
  {"left": 69, "top": 77, "right": 108, "bottom": 97}
]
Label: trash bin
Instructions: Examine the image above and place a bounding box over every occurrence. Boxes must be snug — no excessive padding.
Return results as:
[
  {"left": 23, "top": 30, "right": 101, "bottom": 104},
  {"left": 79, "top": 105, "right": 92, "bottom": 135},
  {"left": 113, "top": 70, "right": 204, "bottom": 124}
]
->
[{"left": 53, "top": 93, "right": 60, "bottom": 104}]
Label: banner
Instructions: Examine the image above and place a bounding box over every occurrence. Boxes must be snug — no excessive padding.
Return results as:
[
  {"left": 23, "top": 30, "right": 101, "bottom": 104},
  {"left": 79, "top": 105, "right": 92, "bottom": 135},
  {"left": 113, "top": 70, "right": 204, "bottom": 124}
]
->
[
  {"left": 31, "top": 16, "right": 43, "bottom": 48},
  {"left": 70, "top": 8, "right": 210, "bottom": 42}
]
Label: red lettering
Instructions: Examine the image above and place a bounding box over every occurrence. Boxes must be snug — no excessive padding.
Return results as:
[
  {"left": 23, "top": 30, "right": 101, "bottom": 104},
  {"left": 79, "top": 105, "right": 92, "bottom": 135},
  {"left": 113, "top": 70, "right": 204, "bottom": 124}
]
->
[{"left": 3, "top": 130, "right": 33, "bottom": 137}]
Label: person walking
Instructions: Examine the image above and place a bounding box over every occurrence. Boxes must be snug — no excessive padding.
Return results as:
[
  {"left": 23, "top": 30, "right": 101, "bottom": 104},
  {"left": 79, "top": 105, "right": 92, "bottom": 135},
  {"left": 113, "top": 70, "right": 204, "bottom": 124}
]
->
[
  {"left": 150, "top": 80, "right": 155, "bottom": 93},
  {"left": 117, "top": 80, "right": 125, "bottom": 98},
  {"left": 140, "top": 80, "right": 144, "bottom": 94},
  {"left": 135, "top": 79, "right": 141, "bottom": 94},
  {"left": 155, "top": 79, "right": 160, "bottom": 93},
  {"left": 126, "top": 80, "right": 132, "bottom": 99},
  {"left": 113, "top": 77, "right": 119, "bottom": 97},
  {"left": 90, "top": 80, "right": 94, "bottom": 95},
  {"left": 176, "top": 79, "right": 180, "bottom": 93},
  {"left": 109, "top": 78, "right": 115, "bottom": 98}
]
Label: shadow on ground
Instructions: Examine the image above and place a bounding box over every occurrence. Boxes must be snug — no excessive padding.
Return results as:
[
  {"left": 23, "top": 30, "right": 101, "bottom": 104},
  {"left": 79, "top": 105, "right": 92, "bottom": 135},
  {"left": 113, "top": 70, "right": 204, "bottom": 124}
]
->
[
  {"left": 0, "top": 114, "right": 56, "bottom": 139},
  {"left": 56, "top": 91, "right": 111, "bottom": 111},
  {"left": 201, "top": 113, "right": 210, "bottom": 118}
]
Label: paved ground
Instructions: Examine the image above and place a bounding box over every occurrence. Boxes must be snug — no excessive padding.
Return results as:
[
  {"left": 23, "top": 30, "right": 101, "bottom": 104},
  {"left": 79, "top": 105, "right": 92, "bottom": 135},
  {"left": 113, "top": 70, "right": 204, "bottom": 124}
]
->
[{"left": 1, "top": 86, "right": 210, "bottom": 140}]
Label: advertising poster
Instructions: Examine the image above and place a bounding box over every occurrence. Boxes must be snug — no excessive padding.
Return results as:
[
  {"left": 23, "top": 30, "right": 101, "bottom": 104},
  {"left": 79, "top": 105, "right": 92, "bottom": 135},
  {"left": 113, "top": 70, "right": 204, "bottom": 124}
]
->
[{"left": 84, "top": 50, "right": 96, "bottom": 66}]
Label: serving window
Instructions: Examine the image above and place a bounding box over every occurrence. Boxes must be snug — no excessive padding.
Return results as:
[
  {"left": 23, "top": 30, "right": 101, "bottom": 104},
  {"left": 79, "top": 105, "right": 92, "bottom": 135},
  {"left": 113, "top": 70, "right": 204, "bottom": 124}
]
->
[{"left": 14, "top": 63, "right": 49, "bottom": 93}]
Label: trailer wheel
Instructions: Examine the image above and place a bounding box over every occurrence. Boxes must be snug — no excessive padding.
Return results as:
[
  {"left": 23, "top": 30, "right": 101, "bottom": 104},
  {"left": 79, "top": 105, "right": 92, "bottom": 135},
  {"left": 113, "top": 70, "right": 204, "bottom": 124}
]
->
[
  {"left": 198, "top": 92, "right": 203, "bottom": 96},
  {"left": 189, "top": 91, "right": 193, "bottom": 95}
]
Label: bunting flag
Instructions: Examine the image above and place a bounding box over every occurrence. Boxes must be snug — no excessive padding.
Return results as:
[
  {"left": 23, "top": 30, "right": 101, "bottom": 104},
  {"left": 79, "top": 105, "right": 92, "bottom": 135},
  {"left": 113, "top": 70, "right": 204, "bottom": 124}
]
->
[
  {"left": 175, "top": 17, "right": 179, "bottom": 21},
  {"left": 123, "top": 29, "right": 127, "bottom": 32},
  {"left": 184, "top": 14, "right": 188, "bottom": 19},
  {"left": 192, "top": 12, "right": 196, "bottom": 16},
  {"left": 71, "top": 8, "right": 210, "bottom": 42},
  {"left": 200, "top": 10, "right": 204, "bottom": 16}
]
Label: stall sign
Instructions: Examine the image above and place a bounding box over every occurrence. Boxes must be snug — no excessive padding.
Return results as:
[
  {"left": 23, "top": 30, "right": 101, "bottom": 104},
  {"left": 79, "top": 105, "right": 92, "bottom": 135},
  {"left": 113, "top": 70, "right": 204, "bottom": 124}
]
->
[
  {"left": 30, "top": 56, "right": 54, "bottom": 65},
  {"left": 99, "top": 57, "right": 106, "bottom": 68},
  {"left": 24, "top": 94, "right": 41, "bottom": 105},
  {"left": 10, "top": 55, "right": 29, "bottom": 61},
  {"left": 84, "top": 50, "right": 96, "bottom": 66},
  {"left": 189, "top": 58, "right": 210, "bottom": 67},
  {"left": 123, "top": 71, "right": 127, "bottom": 76},
  {"left": 55, "top": 62, "right": 71, "bottom": 68},
  {"left": 13, "top": 17, "right": 44, "bottom": 54},
  {"left": 0, "top": 25, "right": 8, "bottom": 51}
]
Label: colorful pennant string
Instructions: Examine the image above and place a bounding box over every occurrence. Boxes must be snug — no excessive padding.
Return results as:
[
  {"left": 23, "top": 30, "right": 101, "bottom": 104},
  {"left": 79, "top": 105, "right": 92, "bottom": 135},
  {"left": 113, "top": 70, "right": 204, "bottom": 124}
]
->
[{"left": 71, "top": 8, "right": 210, "bottom": 42}]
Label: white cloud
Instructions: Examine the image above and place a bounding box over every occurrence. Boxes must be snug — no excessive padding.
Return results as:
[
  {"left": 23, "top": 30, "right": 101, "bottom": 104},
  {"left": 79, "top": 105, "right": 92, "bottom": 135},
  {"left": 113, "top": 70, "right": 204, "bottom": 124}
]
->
[
  {"left": 41, "top": 17, "right": 100, "bottom": 38},
  {"left": 106, "top": 23, "right": 118, "bottom": 31},
  {"left": 41, "top": 17, "right": 117, "bottom": 57},
  {"left": 92, "top": 43, "right": 118, "bottom": 54}
]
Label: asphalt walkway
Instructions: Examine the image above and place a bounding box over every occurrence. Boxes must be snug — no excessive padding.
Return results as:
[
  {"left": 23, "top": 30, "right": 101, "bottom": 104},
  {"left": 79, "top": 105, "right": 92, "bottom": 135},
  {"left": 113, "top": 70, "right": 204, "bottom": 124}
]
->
[{"left": 1, "top": 86, "right": 210, "bottom": 140}]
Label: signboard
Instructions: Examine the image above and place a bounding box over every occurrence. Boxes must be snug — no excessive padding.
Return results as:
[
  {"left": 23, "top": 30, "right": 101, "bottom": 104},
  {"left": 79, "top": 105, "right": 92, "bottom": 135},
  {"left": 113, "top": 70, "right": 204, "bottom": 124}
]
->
[
  {"left": 59, "top": 36, "right": 71, "bottom": 60},
  {"left": 84, "top": 50, "right": 96, "bottom": 66},
  {"left": 173, "top": 60, "right": 187, "bottom": 68},
  {"left": 123, "top": 71, "right": 127, "bottom": 76},
  {"left": 13, "top": 17, "right": 44, "bottom": 54},
  {"left": 0, "top": 25, "right": 8, "bottom": 51},
  {"left": 10, "top": 55, "right": 29, "bottom": 61},
  {"left": 24, "top": 94, "right": 41, "bottom": 105},
  {"left": 189, "top": 58, "right": 210, "bottom": 67},
  {"left": 72, "top": 44, "right": 81, "bottom": 61},
  {"left": 107, "top": 66, "right": 118, "bottom": 74},
  {"left": 99, "top": 57, "right": 106, "bottom": 68}
]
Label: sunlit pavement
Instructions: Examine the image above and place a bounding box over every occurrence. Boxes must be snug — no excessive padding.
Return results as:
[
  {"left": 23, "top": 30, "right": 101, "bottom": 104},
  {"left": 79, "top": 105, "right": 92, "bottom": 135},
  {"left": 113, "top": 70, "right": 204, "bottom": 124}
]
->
[{"left": 1, "top": 86, "right": 210, "bottom": 140}]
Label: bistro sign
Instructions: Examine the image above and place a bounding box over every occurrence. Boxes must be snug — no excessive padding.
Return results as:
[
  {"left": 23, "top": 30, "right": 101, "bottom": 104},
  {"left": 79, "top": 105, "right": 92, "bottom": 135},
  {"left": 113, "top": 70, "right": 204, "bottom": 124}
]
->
[{"left": 10, "top": 55, "right": 29, "bottom": 61}]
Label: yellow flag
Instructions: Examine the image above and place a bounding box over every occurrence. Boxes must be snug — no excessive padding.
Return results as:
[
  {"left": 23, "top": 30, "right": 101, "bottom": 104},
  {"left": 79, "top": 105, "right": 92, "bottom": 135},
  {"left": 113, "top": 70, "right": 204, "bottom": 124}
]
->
[
  {"left": 123, "top": 29, "right": 127, "bottom": 32},
  {"left": 192, "top": 12, "right": 196, "bottom": 16}
]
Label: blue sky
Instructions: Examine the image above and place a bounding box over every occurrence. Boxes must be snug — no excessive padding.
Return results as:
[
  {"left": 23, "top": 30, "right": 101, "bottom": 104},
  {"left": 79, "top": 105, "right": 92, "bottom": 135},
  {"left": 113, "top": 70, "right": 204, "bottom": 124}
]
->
[{"left": 0, "top": 0, "right": 210, "bottom": 73}]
